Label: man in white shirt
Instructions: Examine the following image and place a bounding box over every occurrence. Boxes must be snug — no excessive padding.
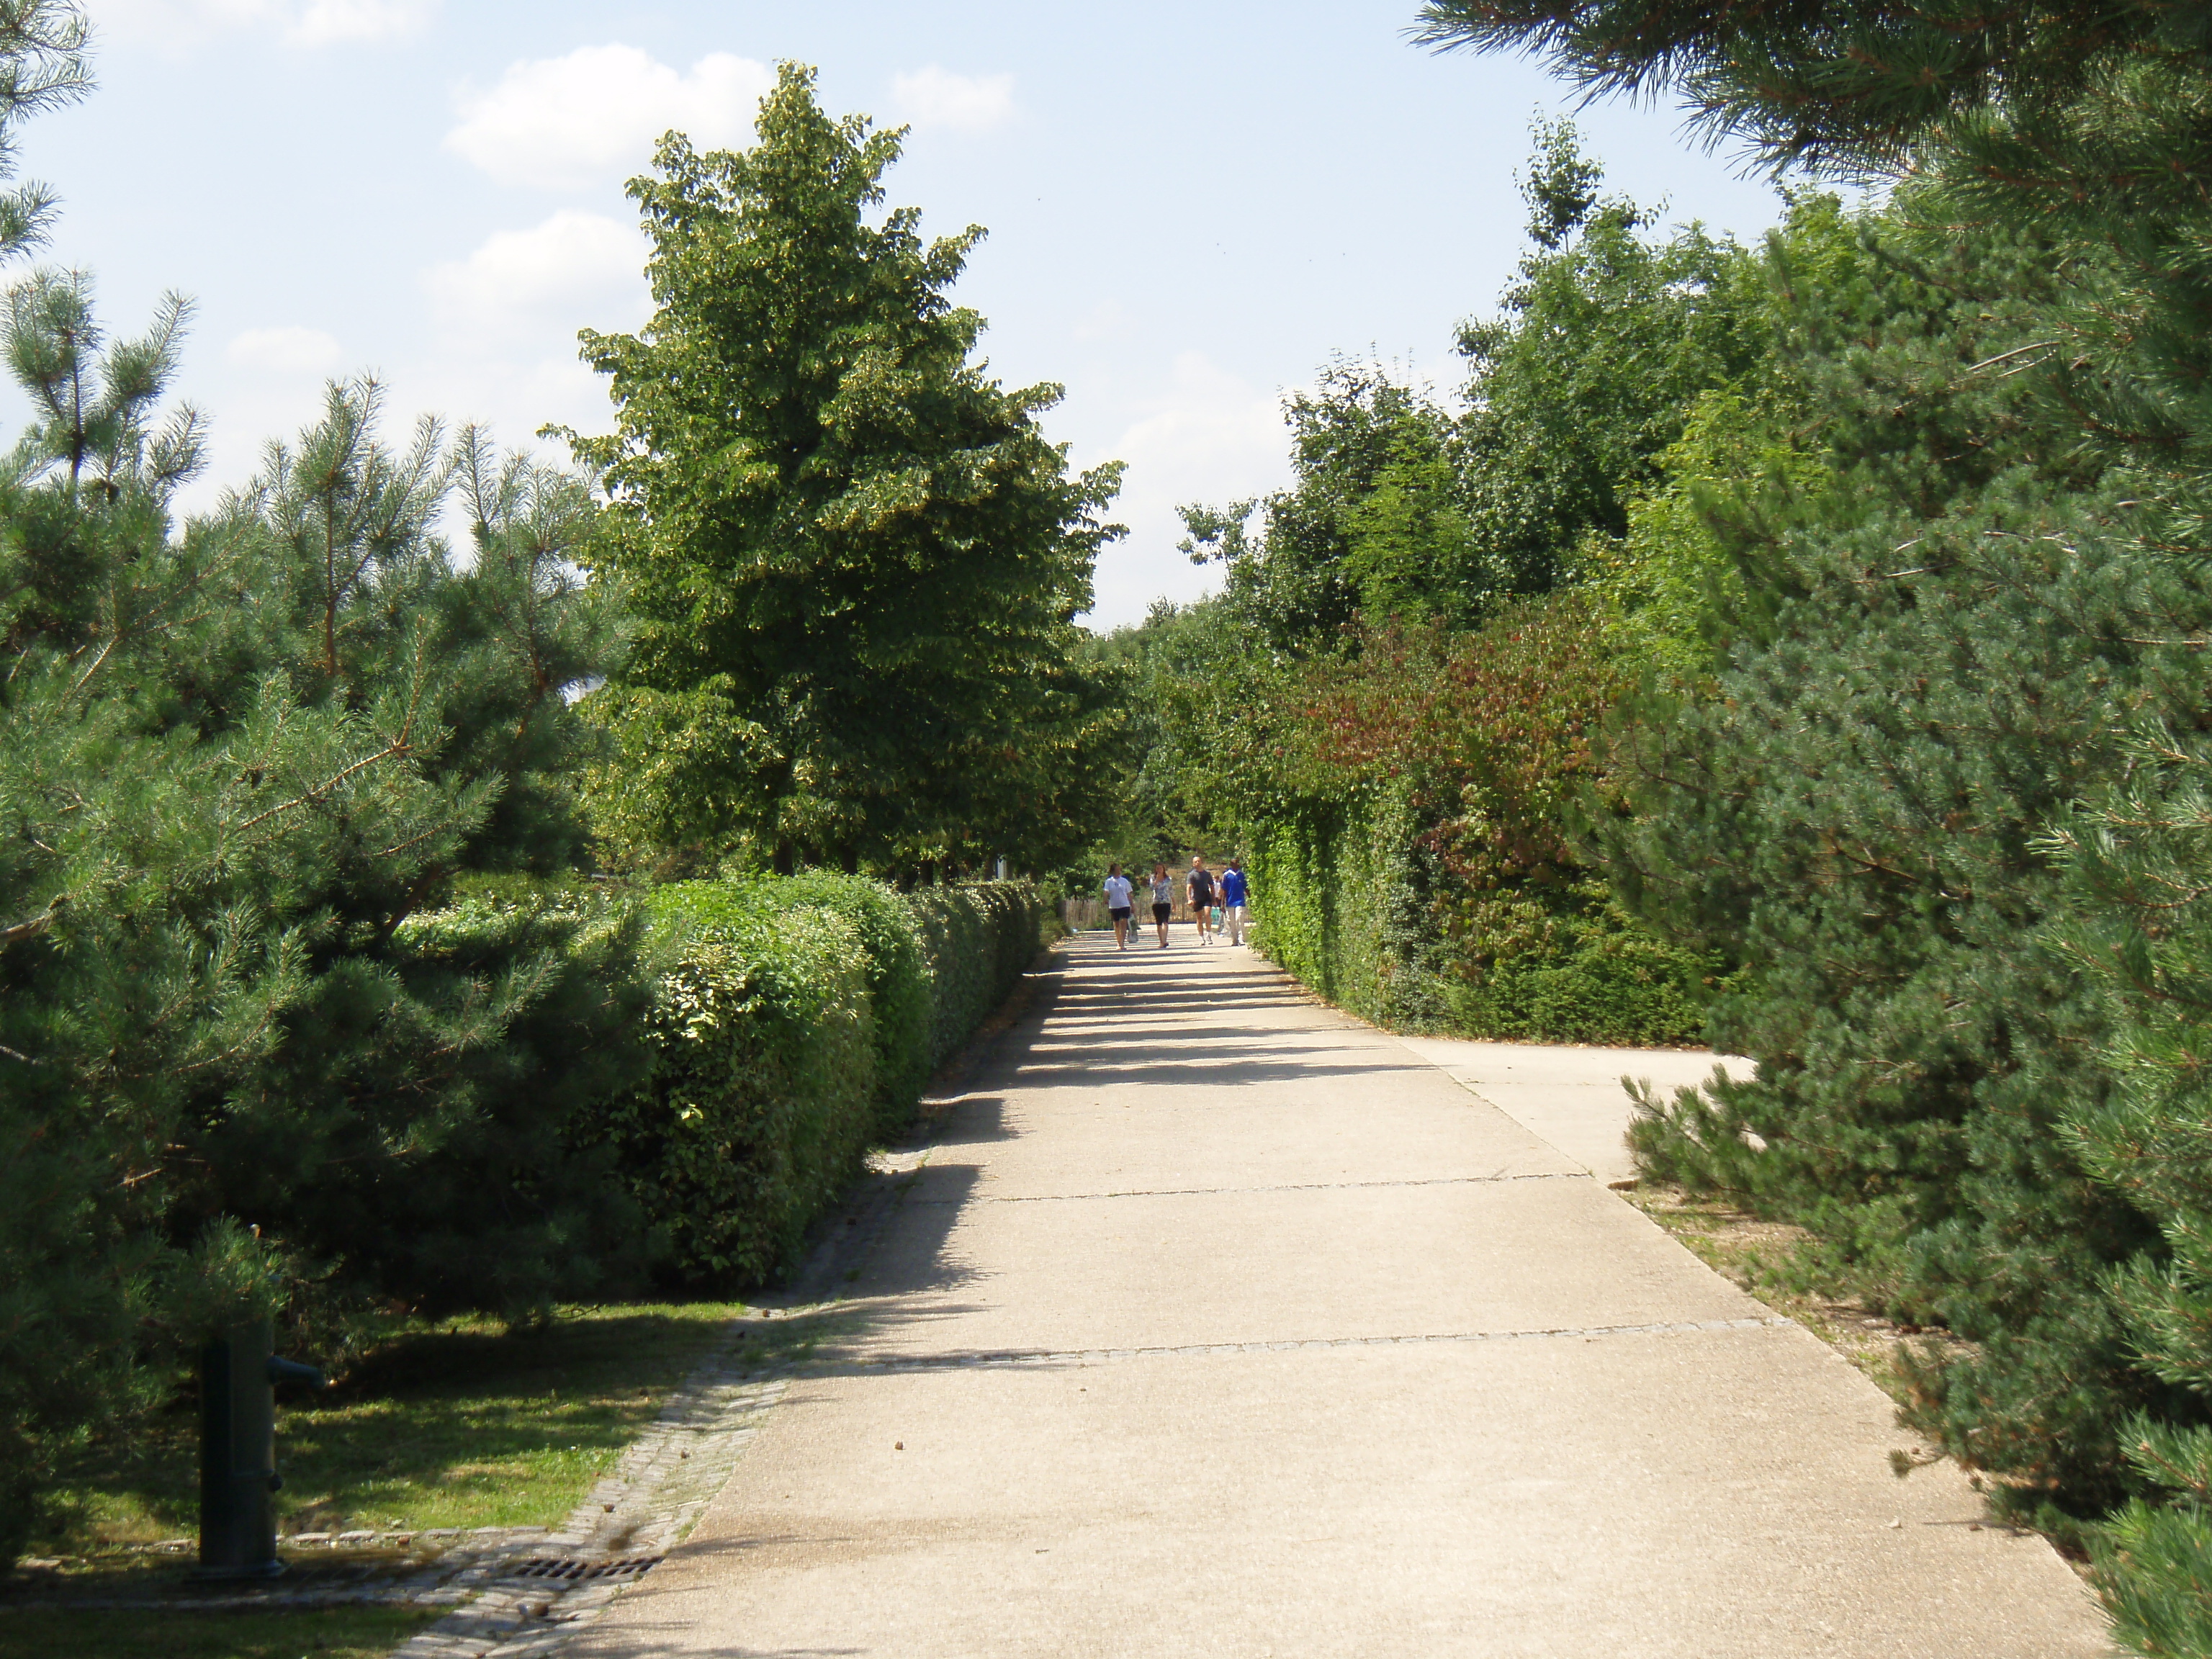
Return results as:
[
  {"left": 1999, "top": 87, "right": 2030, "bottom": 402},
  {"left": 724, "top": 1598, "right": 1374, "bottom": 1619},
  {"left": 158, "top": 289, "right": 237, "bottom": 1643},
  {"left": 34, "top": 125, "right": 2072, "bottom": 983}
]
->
[{"left": 1102, "top": 863, "right": 1135, "bottom": 950}]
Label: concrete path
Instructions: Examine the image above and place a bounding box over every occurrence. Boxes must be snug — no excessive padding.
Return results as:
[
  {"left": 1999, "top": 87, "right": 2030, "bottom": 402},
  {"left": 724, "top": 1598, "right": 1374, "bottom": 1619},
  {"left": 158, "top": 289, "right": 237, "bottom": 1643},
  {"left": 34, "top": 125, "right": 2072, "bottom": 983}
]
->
[
  {"left": 575, "top": 932, "right": 2110, "bottom": 1658},
  {"left": 1391, "top": 1036, "right": 1755, "bottom": 1187}
]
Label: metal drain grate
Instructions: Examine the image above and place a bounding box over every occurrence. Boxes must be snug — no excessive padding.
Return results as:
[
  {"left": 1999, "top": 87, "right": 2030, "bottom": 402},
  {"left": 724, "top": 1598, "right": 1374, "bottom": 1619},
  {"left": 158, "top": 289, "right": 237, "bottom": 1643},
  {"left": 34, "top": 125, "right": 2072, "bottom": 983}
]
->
[{"left": 511, "top": 1555, "right": 663, "bottom": 1583}]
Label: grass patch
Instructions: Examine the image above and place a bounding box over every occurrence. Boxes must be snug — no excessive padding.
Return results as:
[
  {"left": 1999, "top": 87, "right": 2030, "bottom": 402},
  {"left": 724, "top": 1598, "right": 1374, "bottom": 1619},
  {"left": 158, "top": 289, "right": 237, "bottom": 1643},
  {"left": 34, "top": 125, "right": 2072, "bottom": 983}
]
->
[
  {"left": 1626, "top": 1183, "right": 1941, "bottom": 1397},
  {"left": 0, "top": 1604, "right": 439, "bottom": 1659},
  {"left": 30, "top": 1300, "right": 761, "bottom": 1560}
]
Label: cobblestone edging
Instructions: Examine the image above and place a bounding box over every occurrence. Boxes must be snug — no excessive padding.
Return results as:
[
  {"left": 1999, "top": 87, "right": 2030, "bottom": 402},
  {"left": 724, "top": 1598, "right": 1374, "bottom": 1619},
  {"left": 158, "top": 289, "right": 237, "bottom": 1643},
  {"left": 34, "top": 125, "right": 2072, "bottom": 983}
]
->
[
  {"left": 385, "top": 1358, "right": 788, "bottom": 1659},
  {"left": 4, "top": 1527, "right": 572, "bottom": 1614}
]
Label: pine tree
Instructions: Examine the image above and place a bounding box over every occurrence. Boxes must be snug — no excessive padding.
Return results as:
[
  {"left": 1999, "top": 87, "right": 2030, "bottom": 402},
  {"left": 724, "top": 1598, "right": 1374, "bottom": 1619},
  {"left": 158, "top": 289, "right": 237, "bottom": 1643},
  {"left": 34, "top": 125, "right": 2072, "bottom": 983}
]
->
[
  {"left": 174, "top": 383, "right": 655, "bottom": 1318},
  {"left": 1417, "top": 0, "right": 2212, "bottom": 1634},
  {"left": 0, "top": 7, "right": 652, "bottom": 1556},
  {"left": 2048, "top": 755, "right": 2212, "bottom": 1653},
  {"left": 572, "top": 63, "right": 1123, "bottom": 876}
]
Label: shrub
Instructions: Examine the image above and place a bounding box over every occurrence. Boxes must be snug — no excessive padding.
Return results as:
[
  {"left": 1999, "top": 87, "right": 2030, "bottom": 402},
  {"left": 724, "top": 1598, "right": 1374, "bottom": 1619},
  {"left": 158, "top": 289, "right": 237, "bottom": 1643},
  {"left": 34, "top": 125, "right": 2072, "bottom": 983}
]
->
[
  {"left": 907, "top": 881, "right": 1056, "bottom": 1069},
  {"left": 569, "top": 876, "right": 1051, "bottom": 1290},
  {"left": 773, "top": 871, "right": 934, "bottom": 1134},
  {"left": 1244, "top": 601, "right": 1716, "bottom": 1046},
  {"left": 590, "top": 881, "right": 879, "bottom": 1285},
  {"left": 195, "top": 895, "right": 660, "bottom": 1318}
]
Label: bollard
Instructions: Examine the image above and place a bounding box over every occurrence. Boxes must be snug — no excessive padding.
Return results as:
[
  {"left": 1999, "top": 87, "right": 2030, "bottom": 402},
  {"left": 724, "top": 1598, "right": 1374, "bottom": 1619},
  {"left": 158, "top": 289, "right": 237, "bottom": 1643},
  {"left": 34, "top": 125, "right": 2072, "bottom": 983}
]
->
[{"left": 194, "top": 1321, "right": 324, "bottom": 1580}]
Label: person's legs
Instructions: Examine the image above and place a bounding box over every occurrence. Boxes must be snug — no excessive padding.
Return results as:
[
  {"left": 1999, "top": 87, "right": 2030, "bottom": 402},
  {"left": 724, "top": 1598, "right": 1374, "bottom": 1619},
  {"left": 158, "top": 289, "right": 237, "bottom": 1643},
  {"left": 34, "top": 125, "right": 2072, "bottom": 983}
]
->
[
  {"left": 1154, "top": 902, "right": 1171, "bottom": 946},
  {"left": 1226, "top": 903, "right": 1246, "bottom": 945},
  {"left": 1112, "top": 909, "right": 1129, "bottom": 948}
]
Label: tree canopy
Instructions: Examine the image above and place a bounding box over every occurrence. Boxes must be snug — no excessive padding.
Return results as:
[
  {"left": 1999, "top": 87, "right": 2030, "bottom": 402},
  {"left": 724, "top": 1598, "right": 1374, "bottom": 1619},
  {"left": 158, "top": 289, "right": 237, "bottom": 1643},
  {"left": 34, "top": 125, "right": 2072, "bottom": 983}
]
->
[{"left": 575, "top": 63, "right": 1123, "bottom": 877}]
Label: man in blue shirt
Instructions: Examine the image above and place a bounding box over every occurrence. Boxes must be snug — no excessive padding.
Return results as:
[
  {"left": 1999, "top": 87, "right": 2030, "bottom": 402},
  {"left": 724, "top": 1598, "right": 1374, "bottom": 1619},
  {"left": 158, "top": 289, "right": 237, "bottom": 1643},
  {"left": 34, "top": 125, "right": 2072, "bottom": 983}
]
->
[{"left": 1220, "top": 858, "right": 1249, "bottom": 946}]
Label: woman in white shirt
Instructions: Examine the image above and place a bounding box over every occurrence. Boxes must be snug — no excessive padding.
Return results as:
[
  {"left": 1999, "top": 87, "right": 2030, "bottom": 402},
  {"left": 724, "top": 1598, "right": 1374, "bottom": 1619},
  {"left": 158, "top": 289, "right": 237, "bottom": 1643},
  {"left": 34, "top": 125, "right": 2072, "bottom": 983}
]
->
[{"left": 1102, "top": 863, "right": 1135, "bottom": 950}]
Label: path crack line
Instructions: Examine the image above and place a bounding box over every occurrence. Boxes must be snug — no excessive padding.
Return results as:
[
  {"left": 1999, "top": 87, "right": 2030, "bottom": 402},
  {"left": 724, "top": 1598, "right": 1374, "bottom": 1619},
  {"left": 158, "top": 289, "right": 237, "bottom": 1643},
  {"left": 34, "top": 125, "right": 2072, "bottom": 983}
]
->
[
  {"left": 904, "top": 1172, "right": 1588, "bottom": 1206},
  {"left": 788, "top": 1317, "right": 1794, "bottom": 1376}
]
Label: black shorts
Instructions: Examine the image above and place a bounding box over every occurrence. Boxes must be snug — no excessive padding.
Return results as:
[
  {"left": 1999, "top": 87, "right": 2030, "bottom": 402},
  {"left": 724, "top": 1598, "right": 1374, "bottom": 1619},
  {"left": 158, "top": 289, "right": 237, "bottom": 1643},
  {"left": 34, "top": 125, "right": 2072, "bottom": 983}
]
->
[
  {"left": 1109, "top": 906, "right": 1131, "bottom": 921},
  {"left": 1190, "top": 890, "right": 1215, "bottom": 911},
  {"left": 1152, "top": 902, "right": 1172, "bottom": 922}
]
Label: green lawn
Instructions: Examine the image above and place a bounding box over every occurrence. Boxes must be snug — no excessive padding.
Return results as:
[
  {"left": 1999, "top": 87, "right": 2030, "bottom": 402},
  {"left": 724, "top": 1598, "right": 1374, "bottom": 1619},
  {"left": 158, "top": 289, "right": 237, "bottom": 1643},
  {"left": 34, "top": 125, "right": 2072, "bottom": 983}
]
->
[
  {"left": 31, "top": 1300, "right": 760, "bottom": 1552},
  {"left": 0, "top": 1604, "right": 441, "bottom": 1659},
  {"left": 4, "top": 1299, "right": 796, "bottom": 1658}
]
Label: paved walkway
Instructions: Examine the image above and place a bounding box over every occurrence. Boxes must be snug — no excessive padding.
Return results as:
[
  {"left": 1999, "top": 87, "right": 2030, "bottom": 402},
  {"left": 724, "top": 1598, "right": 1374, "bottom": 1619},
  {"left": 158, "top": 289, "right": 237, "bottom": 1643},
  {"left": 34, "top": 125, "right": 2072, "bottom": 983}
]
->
[{"left": 576, "top": 931, "right": 2110, "bottom": 1658}]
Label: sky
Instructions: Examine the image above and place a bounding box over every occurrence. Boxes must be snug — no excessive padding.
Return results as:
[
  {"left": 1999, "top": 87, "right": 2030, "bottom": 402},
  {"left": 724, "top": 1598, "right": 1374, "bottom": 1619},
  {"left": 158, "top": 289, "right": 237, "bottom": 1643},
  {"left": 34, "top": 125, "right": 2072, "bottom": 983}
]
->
[{"left": 14, "top": 1, "right": 1791, "bottom": 627}]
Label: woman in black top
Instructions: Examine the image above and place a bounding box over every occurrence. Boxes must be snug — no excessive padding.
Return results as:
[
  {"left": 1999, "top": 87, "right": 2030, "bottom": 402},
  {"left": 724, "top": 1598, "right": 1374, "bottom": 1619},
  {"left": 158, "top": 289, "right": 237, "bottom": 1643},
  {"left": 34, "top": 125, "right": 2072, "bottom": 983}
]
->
[{"left": 1188, "top": 855, "right": 1217, "bottom": 945}]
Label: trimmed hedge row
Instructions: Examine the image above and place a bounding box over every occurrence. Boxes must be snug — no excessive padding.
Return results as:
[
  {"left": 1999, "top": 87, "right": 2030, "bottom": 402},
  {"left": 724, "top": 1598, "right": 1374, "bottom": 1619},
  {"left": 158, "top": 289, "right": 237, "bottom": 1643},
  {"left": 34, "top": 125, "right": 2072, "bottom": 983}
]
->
[
  {"left": 588, "top": 878, "right": 1054, "bottom": 1285},
  {"left": 583, "top": 881, "right": 881, "bottom": 1283},
  {"left": 1249, "top": 786, "right": 1717, "bottom": 1048},
  {"left": 909, "top": 883, "right": 1059, "bottom": 1069}
]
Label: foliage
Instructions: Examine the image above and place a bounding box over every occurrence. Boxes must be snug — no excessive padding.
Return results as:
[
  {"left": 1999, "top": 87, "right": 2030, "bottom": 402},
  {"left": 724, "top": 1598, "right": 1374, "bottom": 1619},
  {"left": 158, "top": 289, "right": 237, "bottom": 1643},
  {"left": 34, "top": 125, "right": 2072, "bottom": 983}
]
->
[
  {"left": 1455, "top": 120, "right": 1767, "bottom": 601},
  {"left": 1181, "top": 124, "right": 1764, "bottom": 649},
  {"left": 1428, "top": 0, "right": 2212, "bottom": 1634},
  {"left": 907, "top": 880, "right": 1057, "bottom": 1069},
  {"left": 590, "top": 876, "right": 1051, "bottom": 1287},
  {"left": 145, "top": 386, "right": 656, "bottom": 1327},
  {"left": 2047, "top": 755, "right": 2212, "bottom": 1652},
  {"left": 573, "top": 63, "right": 1123, "bottom": 877},
  {"left": 1241, "top": 596, "right": 1717, "bottom": 1042},
  {"left": 0, "top": 22, "right": 637, "bottom": 1559},
  {"left": 1179, "top": 361, "right": 1464, "bottom": 646},
  {"left": 1137, "top": 125, "right": 1755, "bottom": 1048},
  {"left": 1601, "top": 184, "right": 2187, "bottom": 1521},
  {"left": 764, "top": 868, "right": 934, "bottom": 1133},
  {"left": 1074, "top": 597, "right": 1261, "bottom": 879},
  {"left": 1413, "top": 0, "right": 2204, "bottom": 179},
  {"left": 596, "top": 879, "right": 879, "bottom": 1285},
  {"left": 1, "top": 356, "right": 647, "bottom": 1561}
]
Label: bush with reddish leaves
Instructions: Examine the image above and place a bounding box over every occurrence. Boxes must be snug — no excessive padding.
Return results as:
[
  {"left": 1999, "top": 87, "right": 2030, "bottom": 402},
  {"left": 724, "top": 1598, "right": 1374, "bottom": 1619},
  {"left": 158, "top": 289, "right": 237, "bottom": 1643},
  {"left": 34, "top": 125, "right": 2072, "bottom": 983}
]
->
[{"left": 1245, "top": 594, "right": 1722, "bottom": 1044}]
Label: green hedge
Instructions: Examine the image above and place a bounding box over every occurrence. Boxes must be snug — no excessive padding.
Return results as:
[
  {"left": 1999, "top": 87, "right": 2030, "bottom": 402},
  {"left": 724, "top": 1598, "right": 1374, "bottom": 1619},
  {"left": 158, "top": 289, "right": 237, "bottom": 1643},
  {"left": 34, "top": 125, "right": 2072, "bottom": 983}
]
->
[
  {"left": 591, "top": 881, "right": 879, "bottom": 1283},
  {"left": 771, "top": 871, "right": 935, "bottom": 1135},
  {"left": 909, "top": 881, "right": 1058, "bottom": 1069},
  {"left": 1249, "top": 786, "right": 1716, "bottom": 1047},
  {"left": 587, "top": 877, "right": 1055, "bottom": 1286}
]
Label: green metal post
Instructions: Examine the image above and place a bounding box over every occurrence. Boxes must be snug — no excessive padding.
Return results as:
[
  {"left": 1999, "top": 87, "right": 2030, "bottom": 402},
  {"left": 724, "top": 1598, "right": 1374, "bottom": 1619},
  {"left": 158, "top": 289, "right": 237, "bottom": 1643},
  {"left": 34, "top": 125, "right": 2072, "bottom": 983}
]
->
[{"left": 195, "top": 1321, "right": 322, "bottom": 1579}]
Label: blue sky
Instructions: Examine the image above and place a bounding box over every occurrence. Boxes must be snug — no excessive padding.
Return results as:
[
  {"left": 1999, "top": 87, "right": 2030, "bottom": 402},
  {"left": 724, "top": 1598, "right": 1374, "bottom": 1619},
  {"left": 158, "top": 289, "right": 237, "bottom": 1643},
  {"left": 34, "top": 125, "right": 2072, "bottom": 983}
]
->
[{"left": 21, "top": 1, "right": 1789, "bottom": 625}]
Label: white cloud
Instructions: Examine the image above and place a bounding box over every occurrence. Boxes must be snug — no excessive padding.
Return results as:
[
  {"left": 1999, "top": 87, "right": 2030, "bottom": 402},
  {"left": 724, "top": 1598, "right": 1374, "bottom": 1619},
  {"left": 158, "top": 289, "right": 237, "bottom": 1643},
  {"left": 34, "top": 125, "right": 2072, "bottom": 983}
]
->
[
  {"left": 94, "top": 0, "right": 434, "bottom": 48},
  {"left": 1074, "top": 298, "right": 1138, "bottom": 343},
  {"left": 225, "top": 324, "right": 343, "bottom": 374},
  {"left": 446, "top": 45, "right": 774, "bottom": 191},
  {"left": 891, "top": 66, "right": 1016, "bottom": 133},
  {"left": 1083, "top": 352, "right": 1292, "bottom": 626},
  {"left": 424, "top": 210, "right": 649, "bottom": 344}
]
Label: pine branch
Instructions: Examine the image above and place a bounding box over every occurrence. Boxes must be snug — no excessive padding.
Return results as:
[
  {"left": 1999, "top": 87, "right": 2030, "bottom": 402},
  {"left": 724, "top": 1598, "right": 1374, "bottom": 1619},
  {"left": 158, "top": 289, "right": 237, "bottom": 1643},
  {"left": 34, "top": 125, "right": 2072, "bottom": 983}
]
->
[
  {"left": 0, "top": 892, "right": 64, "bottom": 945},
  {"left": 234, "top": 669, "right": 428, "bottom": 835}
]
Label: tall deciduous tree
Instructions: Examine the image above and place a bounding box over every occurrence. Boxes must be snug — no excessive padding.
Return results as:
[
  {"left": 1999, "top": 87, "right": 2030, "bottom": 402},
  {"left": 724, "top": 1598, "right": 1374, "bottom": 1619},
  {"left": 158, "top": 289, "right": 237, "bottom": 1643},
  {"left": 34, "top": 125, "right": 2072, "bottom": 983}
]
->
[
  {"left": 574, "top": 63, "right": 1123, "bottom": 876},
  {"left": 1182, "top": 125, "right": 1763, "bottom": 649}
]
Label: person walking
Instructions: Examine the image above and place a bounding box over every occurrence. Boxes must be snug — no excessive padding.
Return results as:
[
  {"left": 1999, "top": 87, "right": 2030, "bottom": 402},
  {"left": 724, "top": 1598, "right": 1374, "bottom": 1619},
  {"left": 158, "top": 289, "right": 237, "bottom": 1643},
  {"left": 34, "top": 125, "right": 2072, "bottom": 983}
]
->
[
  {"left": 1102, "top": 863, "right": 1135, "bottom": 950},
  {"left": 1148, "top": 863, "right": 1174, "bottom": 948},
  {"left": 1187, "top": 855, "right": 1218, "bottom": 945},
  {"left": 1221, "top": 857, "right": 1249, "bottom": 945}
]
